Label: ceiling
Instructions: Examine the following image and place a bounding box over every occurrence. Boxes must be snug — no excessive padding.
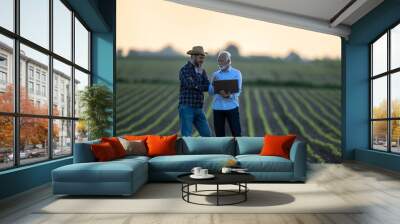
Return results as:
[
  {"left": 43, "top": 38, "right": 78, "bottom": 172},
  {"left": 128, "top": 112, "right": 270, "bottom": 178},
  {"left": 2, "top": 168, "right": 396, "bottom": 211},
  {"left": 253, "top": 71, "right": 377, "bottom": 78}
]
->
[{"left": 167, "top": 0, "right": 384, "bottom": 38}]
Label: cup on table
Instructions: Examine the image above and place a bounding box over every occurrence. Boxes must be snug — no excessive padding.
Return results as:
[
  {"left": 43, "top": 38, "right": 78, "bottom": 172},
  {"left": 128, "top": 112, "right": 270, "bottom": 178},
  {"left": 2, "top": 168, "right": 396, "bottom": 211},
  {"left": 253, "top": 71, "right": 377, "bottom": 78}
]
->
[
  {"left": 199, "top": 169, "right": 208, "bottom": 176},
  {"left": 191, "top": 167, "right": 202, "bottom": 176},
  {"left": 221, "top": 167, "right": 232, "bottom": 174}
]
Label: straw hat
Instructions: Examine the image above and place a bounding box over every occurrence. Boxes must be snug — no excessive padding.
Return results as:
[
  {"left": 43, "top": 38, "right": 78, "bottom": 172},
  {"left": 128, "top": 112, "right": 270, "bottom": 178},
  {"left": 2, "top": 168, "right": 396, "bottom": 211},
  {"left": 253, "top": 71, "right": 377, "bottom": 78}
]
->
[{"left": 186, "top": 46, "right": 207, "bottom": 56}]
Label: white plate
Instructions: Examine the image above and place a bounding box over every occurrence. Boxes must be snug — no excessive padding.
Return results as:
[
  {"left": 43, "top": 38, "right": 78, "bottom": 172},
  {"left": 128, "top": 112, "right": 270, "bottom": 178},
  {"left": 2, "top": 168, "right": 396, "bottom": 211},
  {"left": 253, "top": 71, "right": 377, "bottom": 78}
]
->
[{"left": 190, "top": 174, "right": 215, "bottom": 179}]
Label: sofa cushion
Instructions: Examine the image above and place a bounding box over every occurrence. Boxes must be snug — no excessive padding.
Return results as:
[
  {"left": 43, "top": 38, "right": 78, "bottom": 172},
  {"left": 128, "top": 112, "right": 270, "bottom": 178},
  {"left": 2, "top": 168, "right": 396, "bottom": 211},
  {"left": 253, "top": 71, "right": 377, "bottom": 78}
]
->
[
  {"left": 236, "top": 155, "right": 293, "bottom": 172},
  {"left": 149, "top": 154, "right": 235, "bottom": 172},
  {"left": 101, "top": 137, "right": 127, "bottom": 158},
  {"left": 91, "top": 142, "right": 118, "bottom": 161},
  {"left": 115, "top": 155, "right": 150, "bottom": 163},
  {"left": 180, "top": 137, "right": 235, "bottom": 155},
  {"left": 53, "top": 158, "right": 147, "bottom": 183},
  {"left": 235, "top": 137, "right": 263, "bottom": 155},
  {"left": 73, "top": 139, "right": 100, "bottom": 163},
  {"left": 260, "top": 135, "right": 296, "bottom": 159},
  {"left": 147, "top": 135, "right": 177, "bottom": 157},
  {"left": 118, "top": 138, "right": 147, "bottom": 156}
]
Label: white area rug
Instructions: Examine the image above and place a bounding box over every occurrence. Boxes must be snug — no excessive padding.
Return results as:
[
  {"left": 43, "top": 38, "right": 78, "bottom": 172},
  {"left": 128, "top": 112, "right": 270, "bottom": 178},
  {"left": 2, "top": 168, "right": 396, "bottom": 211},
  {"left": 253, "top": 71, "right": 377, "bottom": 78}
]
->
[{"left": 38, "top": 183, "right": 362, "bottom": 214}]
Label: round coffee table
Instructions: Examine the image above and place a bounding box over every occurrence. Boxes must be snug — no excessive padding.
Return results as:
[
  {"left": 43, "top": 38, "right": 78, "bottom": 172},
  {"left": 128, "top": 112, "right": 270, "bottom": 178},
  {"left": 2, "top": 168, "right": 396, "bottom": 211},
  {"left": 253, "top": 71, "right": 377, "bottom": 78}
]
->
[{"left": 177, "top": 173, "right": 255, "bottom": 206}]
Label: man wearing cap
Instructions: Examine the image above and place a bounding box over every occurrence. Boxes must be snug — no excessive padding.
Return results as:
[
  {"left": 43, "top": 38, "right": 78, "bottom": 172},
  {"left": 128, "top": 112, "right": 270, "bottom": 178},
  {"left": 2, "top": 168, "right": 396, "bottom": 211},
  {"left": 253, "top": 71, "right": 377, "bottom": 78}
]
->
[{"left": 178, "top": 46, "right": 212, "bottom": 137}]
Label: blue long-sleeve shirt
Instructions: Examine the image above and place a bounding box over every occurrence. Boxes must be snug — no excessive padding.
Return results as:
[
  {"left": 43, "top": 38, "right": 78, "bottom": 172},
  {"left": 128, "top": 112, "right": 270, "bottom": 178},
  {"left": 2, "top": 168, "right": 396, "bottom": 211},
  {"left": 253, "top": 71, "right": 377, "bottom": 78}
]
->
[
  {"left": 209, "top": 66, "right": 242, "bottom": 110},
  {"left": 179, "top": 61, "right": 210, "bottom": 108}
]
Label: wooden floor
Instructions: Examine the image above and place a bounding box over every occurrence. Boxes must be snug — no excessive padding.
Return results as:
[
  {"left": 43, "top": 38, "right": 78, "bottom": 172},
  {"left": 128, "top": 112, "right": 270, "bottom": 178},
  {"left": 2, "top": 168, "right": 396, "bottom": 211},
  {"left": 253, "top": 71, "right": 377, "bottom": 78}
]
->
[{"left": 1, "top": 162, "right": 400, "bottom": 224}]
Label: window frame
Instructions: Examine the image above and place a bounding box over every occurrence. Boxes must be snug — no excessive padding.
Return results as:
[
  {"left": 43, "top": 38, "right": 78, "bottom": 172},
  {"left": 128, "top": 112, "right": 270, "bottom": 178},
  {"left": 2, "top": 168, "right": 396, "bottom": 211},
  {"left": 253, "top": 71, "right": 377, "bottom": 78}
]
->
[
  {"left": 0, "top": 0, "right": 92, "bottom": 171},
  {"left": 370, "top": 21, "right": 400, "bottom": 154}
]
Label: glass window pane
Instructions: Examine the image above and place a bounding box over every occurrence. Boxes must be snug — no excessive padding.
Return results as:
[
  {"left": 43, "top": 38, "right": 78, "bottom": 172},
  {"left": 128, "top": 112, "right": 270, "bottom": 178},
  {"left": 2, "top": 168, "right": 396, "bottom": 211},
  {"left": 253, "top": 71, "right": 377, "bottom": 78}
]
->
[
  {"left": 20, "top": 44, "right": 49, "bottom": 115},
  {"left": 75, "top": 120, "right": 88, "bottom": 143},
  {"left": 0, "top": 116, "right": 14, "bottom": 170},
  {"left": 391, "top": 24, "right": 400, "bottom": 70},
  {"left": 53, "top": 0, "right": 72, "bottom": 60},
  {"left": 74, "top": 18, "right": 89, "bottom": 70},
  {"left": 391, "top": 72, "right": 400, "bottom": 118},
  {"left": 372, "top": 33, "right": 387, "bottom": 76},
  {"left": 0, "top": 0, "right": 14, "bottom": 31},
  {"left": 0, "top": 34, "right": 14, "bottom": 112},
  {"left": 53, "top": 119, "right": 72, "bottom": 157},
  {"left": 20, "top": 0, "right": 49, "bottom": 48},
  {"left": 372, "top": 121, "right": 388, "bottom": 151},
  {"left": 391, "top": 120, "right": 400, "bottom": 153},
  {"left": 20, "top": 117, "right": 49, "bottom": 165},
  {"left": 53, "top": 59, "right": 72, "bottom": 117},
  {"left": 372, "top": 76, "right": 387, "bottom": 119},
  {"left": 74, "top": 69, "right": 89, "bottom": 118}
]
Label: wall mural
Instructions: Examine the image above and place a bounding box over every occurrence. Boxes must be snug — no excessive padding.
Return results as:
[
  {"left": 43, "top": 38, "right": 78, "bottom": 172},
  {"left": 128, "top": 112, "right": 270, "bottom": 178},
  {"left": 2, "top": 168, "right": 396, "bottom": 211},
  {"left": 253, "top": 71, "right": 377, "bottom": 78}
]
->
[{"left": 116, "top": 0, "right": 342, "bottom": 163}]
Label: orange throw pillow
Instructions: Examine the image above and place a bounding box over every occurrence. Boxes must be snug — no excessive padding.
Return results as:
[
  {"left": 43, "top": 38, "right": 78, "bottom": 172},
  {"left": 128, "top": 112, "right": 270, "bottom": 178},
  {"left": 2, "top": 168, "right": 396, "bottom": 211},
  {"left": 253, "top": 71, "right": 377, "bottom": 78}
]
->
[
  {"left": 260, "top": 135, "right": 297, "bottom": 159},
  {"left": 123, "top": 135, "right": 148, "bottom": 141},
  {"left": 146, "top": 135, "right": 177, "bottom": 157},
  {"left": 91, "top": 142, "right": 117, "bottom": 162},
  {"left": 101, "top": 137, "right": 127, "bottom": 158}
]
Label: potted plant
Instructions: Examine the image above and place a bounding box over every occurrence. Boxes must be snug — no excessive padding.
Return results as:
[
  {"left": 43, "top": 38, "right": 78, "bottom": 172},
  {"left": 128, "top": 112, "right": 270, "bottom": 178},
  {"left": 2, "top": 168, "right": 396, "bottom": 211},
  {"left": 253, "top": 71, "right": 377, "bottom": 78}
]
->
[{"left": 79, "top": 84, "right": 113, "bottom": 140}]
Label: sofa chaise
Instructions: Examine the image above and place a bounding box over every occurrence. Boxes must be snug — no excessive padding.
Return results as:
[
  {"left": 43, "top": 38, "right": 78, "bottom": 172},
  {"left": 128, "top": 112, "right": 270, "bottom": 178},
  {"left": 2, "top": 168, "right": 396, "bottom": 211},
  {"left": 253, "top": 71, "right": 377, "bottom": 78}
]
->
[{"left": 52, "top": 137, "right": 306, "bottom": 196}]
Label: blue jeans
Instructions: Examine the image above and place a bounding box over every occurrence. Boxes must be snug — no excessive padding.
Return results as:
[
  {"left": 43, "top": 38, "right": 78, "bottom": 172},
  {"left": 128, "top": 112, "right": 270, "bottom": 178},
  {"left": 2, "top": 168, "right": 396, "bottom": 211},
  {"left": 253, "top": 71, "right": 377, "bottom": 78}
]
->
[{"left": 179, "top": 105, "right": 211, "bottom": 137}]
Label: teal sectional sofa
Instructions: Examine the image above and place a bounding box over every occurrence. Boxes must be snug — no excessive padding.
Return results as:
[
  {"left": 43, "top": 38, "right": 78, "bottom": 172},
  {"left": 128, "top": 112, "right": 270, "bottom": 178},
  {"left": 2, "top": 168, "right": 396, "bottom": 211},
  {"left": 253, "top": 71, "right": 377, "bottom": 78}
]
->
[{"left": 52, "top": 137, "right": 306, "bottom": 196}]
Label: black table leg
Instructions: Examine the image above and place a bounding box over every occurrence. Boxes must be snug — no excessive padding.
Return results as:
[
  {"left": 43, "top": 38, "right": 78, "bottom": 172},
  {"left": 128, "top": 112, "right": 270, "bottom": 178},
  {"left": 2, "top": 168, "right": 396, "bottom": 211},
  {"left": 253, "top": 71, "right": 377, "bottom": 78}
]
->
[
  {"left": 216, "top": 184, "right": 219, "bottom": 206},
  {"left": 187, "top": 184, "right": 190, "bottom": 202},
  {"left": 245, "top": 183, "right": 247, "bottom": 201},
  {"left": 195, "top": 184, "right": 197, "bottom": 192}
]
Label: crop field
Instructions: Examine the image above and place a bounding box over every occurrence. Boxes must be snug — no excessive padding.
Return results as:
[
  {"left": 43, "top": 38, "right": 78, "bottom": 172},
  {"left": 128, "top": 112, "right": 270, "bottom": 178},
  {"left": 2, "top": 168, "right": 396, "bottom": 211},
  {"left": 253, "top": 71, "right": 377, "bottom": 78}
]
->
[
  {"left": 116, "top": 83, "right": 341, "bottom": 163},
  {"left": 116, "top": 55, "right": 341, "bottom": 163}
]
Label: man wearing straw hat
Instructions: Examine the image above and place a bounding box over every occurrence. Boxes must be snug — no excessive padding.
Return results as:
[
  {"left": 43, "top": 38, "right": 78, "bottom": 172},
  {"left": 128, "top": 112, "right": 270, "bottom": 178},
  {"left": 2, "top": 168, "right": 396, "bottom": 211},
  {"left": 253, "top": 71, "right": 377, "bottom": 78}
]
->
[{"left": 178, "top": 46, "right": 211, "bottom": 137}]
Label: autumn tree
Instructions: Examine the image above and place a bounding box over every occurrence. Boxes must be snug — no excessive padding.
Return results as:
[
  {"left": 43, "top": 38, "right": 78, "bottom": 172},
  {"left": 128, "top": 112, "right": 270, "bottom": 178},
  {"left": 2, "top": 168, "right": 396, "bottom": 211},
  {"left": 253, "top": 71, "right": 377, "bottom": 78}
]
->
[
  {"left": 0, "top": 84, "right": 59, "bottom": 153},
  {"left": 373, "top": 99, "right": 400, "bottom": 143}
]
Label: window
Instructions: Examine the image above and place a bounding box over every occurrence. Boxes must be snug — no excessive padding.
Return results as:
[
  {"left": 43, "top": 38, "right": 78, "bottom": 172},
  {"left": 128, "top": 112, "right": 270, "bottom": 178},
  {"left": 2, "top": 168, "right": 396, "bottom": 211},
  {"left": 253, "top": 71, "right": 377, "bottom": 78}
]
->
[
  {"left": 53, "top": 59, "right": 72, "bottom": 117},
  {"left": 28, "top": 81, "right": 34, "bottom": 94},
  {"left": 74, "top": 69, "right": 89, "bottom": 118},
  {"left": 20, "top": 0, "right": 49, "bottom": 48},
  {"left": 370, "top": 23, "right": 400, "bottom": 153},
  {"left": 74, "top": 18, "right": 89, "bottom": 70},
  {"left": 0, "top": 53, "right": 8, "bottom": 89},
  {"left": 53, "top": 119, "right": 72, "bottom": 158},
  {"left": 0, "top": 116, "right": 13, "bottom": 170},
  {"left": 0, "top": 34, "right": 13, "bottom": 113},
  {"left": 0, "top": 54, "right": 7, "bottom": 67},
  {"left": 28, "top": 67, "right": 34, "bottom": 80},
  {"left": 0, "top": 71, "right": 7, "bottom": 84},
  {"left": 53, "top": 0, "right": 72, "bottom": 60},
  {"left": 42, "top": 85, "right": 46, "bottom": 97},
  {"left": 0, "top": 0, "right": 14, "bottom": 31},
  {"left": 0, "top": 0, "right": 91, "bottom": 169},
  {"left": 35, "top": 84, "right": 40, "bottom": 96},
  {"left": 35, "top": 70, "right": 40, "bottom": 81}
]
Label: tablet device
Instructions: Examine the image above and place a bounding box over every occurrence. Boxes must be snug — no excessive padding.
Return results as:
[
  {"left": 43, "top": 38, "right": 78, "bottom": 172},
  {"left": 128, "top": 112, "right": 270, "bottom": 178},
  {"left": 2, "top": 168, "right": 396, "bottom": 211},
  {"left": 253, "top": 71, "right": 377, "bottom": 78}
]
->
[{"left": 213, "top": 79, "right": 239, "bottom": 93}]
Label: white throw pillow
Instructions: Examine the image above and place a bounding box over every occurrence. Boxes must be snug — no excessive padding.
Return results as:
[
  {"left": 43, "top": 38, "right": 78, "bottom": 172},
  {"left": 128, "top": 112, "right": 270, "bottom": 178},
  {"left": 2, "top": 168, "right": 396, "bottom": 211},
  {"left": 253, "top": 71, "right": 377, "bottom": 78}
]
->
[{"left": 118, "top": 137, "right": 147, "bottom": 156}]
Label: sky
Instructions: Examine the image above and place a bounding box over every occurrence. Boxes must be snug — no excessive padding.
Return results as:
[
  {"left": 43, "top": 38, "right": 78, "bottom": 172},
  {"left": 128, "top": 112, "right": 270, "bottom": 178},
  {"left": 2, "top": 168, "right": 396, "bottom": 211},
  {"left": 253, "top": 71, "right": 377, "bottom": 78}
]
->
[{"left": 117, "top": 0, "right": 341, "bottom": 59}]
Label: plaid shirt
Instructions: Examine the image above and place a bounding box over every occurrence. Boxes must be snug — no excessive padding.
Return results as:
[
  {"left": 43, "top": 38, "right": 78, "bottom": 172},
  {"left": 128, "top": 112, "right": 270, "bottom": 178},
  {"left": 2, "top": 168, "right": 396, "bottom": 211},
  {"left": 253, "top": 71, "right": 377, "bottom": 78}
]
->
[{"left": 179, "top": 61, "right": 210, "bottom": 108}]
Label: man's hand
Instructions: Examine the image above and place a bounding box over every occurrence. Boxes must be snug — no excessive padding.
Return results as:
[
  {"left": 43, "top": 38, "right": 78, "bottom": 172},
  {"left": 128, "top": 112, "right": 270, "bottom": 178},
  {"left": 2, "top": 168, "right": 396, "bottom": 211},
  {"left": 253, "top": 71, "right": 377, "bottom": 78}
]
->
[{"left": 219, "top": 90, "right": 231, "bottom": 98}]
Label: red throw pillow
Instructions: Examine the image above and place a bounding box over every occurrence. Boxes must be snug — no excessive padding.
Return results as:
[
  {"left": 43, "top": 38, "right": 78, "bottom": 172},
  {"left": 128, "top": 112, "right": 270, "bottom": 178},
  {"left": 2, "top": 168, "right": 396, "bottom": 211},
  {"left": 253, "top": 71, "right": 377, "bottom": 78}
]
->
[
  {"left": 260, "top": 135, "right": 297, "bottom": 159},
  {"left": 146, "top": 134, "right": 177, "bottom": 157},
  {"left": 101, "top": 137, "right": 126, "bottom": 158},
  {"left": 91, "top": 142, "right": 117, "bottom": 161}
]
